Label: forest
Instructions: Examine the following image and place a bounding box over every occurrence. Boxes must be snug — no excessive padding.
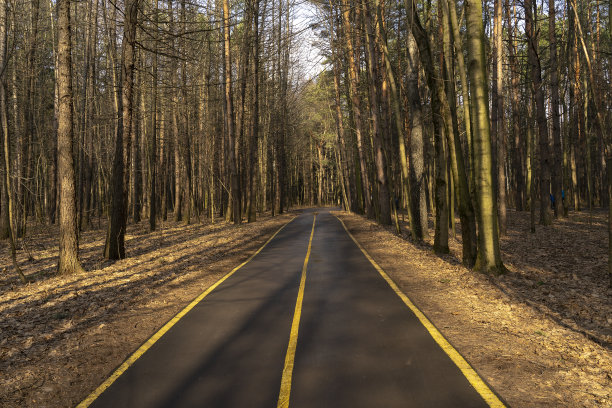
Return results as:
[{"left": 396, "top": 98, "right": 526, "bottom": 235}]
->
[
  {"left": 0, "top": 0, "right": 611, "bottom": 406},
  {"left": 0, "top": 0, "right": 610, "bottom": 279}
]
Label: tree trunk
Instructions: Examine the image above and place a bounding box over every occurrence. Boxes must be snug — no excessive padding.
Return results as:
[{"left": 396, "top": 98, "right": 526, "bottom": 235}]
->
[
  {"left": 362, "top": 0, "right": 391, "bottom": 225},
  {"left": 222, "top": 0, "right": 241, "bottom": 224},
  {"left": 104, "top": 0, "right": 139, "bottom": 259},
  {"left": 549, "top": 0, "right": 564, "bottom": 218},
  {"left": 405, "top": 29, "right": 428, "bottom": 240},
  {"left": 525, "top": 0, "right": 552, "bottom": 226},
  {"left": 465, "top": 0, "right": 504, "bottom": 273},
  {"left": 247, "top": 0, "right": 260, "bottom": 223},
  {"left": 149, "top": 0, "right": 158, "bottom": 231},
  {"left": 440, "top": 0, "right": 478, "bottom": 265},
  {"left": 56, "top": 0, "right": 84, "bottom": 275},
  {"left": 0, "top": 0, "right": 26, "bottom": 282},
  {"left": 340, "top": 0, "right": 373, "bottom": 217},
  {"left": 406, "top": 0, "right": 450, "bottom": 254},
  {"left": 506, "top": 0, "right": 525, "bottom": 211},
  {"left": 493, "top": 0, "right": 507, "bottom": 234}
]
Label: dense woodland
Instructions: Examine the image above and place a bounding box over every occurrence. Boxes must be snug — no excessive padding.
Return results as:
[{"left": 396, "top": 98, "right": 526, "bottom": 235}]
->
[{"left": 0, "top": 0, "right": 610, "bottom": 281}]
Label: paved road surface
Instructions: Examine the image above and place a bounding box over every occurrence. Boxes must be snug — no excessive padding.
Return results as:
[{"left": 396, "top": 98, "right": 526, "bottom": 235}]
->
[{"left": 81, "top": 209, "right": 505, "bottom": 408}]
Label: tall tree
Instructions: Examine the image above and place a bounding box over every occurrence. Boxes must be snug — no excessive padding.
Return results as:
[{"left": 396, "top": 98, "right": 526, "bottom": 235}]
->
[
  {"left": 362, "top": 0, "right": 391, "bottom": 225},
  {"left": 104, "top": 0, "right": 139, "bottom": 259},
  {"left": 549, "top": 0, "right": 563, "bottom": 218},
  {"left": 405, "top": 27, "right": 428, "bottom": 240},
  {"left": 525, "top": 0, "right": 552, "bottom": 226},
  {"left": 56, "top": 0, "right": 84, "bottom": 274},
  {"left": 0, "top": 0, "right": 26, "bottom": 282},
  {"left": 492, "top": 0, "right": 507, "bottom": 233},
  {"left": 340, "top": 0, "right": 373, "bottom": 217},
  {"left": 222, "top": 0, "right": 241, "bottom": 224},
  {"left": 465, "top": 0, "right": 504, "bottom": 273}
]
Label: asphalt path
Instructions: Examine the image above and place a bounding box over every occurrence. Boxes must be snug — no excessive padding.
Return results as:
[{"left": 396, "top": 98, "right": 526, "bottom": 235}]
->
[{"left": 81, "top": 208, "right": 505, "bottom": 408}]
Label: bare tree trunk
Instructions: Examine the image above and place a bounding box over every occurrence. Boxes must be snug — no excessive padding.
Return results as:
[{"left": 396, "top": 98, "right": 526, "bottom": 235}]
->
[
  {"left": 549, "top": 0, "right": 564, "bottom": 218},
  {"left": 222, "top": 0, "right": 241, "bottom": 224},
  {"left": 104, "top": 0, "right": 139, "bottom": 259},
  {"left": 340, "top": 0, "right": 373, "bottom": 217},
  {"left": 362, "top": 0, "right": 391, "bottom": 225},
  {"left": 525, "top": 0, "right": 552, "bottom": 226},
  {"left": 56, "top": 0, "right": 84, "bottom": 275},
  {"left": 446, "top": 0, "right": 474, "bottom": 198},
  {"left": 506, "top": 0, "right": 525, "bottom": 211},
  {"left": 247, "top": 0, "right": 260, "bottom": 223},
  {"left": 132, "top": 59, "right": 142, "bottom": 223},
  {"left": 406, "top": 0, "right": 449, "bottom": 254},
  {"left": 329, "top": 4, "right": 354, "bottom": 213},
  {"left": 405, "top": 29, "right": 428, "bottom": 240},
  {"left": 149, "top": 0, "right": 159, "bottom": 231},
  {"left": 465, "top": 0, "right": 504, "bottom": 273},
  {"left": 440, "top": 0, "right": 478, "bottom": 265},
  {"left": 0, "top": 0, "right": 25, "bottom": 282},
  {"left": 493, "top": 0, "right": 507, "bottom": 234}
]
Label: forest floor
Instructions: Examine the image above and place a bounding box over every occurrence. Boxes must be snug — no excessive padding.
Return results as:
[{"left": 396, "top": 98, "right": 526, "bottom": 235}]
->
[
  {"left": 0, "top": 212, "right": 295, "bottom": 408},
  {"left": 335, "top": 209, "right": 612, "bottom": 408},
  {"left": 0, "top": 208, "right": 611, "bottom": 407}
]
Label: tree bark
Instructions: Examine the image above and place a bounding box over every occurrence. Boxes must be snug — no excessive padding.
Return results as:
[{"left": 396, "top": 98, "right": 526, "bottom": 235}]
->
[
  {"left": 56, "top": 0, "right": 84, "bottom": 274},
  {"left": 465, "top": 0, "right": 504, "bottom": 273},
  {"left": 362, "top": 0, "right": 391, "bottom": 225},
  {"left": 406, "top": 0, "right": 450, "bottom": 254},
  {"left": 493, "top": 0, "right": 507, "bottom": 234},
  {"left": 549, "top": 0, "right": 564, "bottom": 218},
  {"left": 104, "top": 0, "right": 139, "bottom": 259},
  {"left": 222, "top": 0, "right": 241, "bottom": 224},
  {"left": 405, "top": 29, "right": 428, "bottom": 240},
  {"left": 340, "top": 0, "right": 373, "bottom": 217},
  {"left": 506, "top": 0, "right": 525, "bottom": 211},
  {"left": 0, "top": 0, "right": 26, "bottom": 282},
  {"left": 525, "top": 0, "right": 552, "bottom": 226}
]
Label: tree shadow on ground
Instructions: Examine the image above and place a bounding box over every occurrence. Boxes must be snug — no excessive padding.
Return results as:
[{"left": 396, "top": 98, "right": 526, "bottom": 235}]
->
[{"left": 390, "top": 209, "right": 612, "bottom": 349}]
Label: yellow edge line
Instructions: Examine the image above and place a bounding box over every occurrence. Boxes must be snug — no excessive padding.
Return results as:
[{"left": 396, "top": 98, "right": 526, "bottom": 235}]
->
[
  {"left": 277, "top": 214, "right": 316, "bottom": 408},
  {"left": 334, "top": 215, "right": 506, "bottom": 408},
  {"left": 76, "top": 217, "right": 297, "bottom": 408}
]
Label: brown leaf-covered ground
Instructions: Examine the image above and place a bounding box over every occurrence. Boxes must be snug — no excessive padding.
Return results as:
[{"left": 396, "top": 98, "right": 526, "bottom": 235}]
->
[
  {"left": 0, "top": 213, "right": 294, "bottom": 408},
  {"left": 1, "top": 208, "right": 611, "bottom": 407},
  {"left": 335, "top": 209, "right": 612, "bottom": 407}
]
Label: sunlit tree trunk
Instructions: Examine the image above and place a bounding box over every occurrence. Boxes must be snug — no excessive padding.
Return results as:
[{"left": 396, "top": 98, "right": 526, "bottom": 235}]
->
[
  {"left": 465, "top": 0, "right": 504, "bottom": 273},
  {"left": 340, "top": 0, "right": 373, "bottom": 217},
  {"left": 56, "top": 0, "right": 84, "bottom": 275},
  {"left": 492, "top": 0, "right": 507, "bottom": 234}
]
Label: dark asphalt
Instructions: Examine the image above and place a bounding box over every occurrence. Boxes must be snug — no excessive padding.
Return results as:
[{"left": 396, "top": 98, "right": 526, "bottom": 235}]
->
[{"left": 86, "top": 209, "right": 502, "bottom": 408}]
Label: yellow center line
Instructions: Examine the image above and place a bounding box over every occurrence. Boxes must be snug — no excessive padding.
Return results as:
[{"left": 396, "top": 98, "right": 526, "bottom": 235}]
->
[
  {"left": 76, "top": 216, "right": 297, "bottom": 408},
  {"left": 334, "top": 215, "right": 506, "bottom": 408},
  {"left": 277, "top": 214, "right": 316, "bottom": 408}
]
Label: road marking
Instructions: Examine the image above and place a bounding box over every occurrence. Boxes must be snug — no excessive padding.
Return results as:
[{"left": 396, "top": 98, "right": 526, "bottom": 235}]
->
[
  {"left": 77, "top": 217, "right": 297, "bottom": 408},
  {"left": 335, "top": 215, "right": 506, "bottom": 408},
  {"left": 277, "top": 214, "right": 316, "bottom": 408}
]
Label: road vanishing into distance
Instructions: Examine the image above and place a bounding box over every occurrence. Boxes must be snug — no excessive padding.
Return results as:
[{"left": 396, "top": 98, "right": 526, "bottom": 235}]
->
[{"left": 78, "top": 209, "right": 506, "bottom": 408}]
